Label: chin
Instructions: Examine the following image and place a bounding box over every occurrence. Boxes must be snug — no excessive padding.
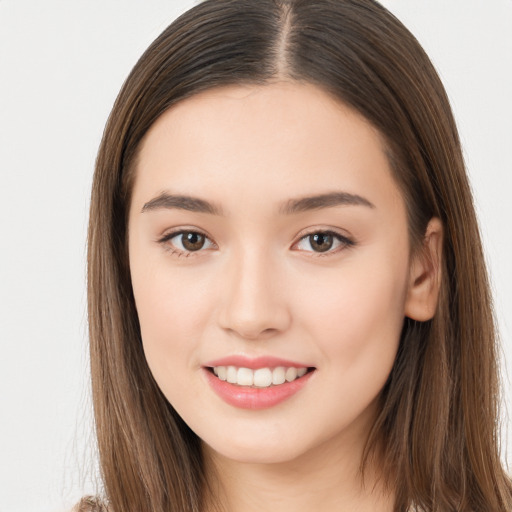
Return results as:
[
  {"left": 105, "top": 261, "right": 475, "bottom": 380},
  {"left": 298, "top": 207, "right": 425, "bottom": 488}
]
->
[{"left": 202, "top": 431, "right": 310, "bottom": 465}]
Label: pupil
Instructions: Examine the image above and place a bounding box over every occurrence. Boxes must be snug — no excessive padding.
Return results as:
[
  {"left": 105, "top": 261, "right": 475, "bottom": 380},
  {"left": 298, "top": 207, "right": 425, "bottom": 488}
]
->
[
  {"left": 311, "top": 233, "right": 333, "bottom": 252},
  {"left": 183, "top": 232, "right": 205, "bottom": 251}
]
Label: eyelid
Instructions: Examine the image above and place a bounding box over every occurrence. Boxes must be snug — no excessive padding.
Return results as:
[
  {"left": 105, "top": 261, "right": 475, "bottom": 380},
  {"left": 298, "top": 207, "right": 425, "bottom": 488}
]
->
[
  {"left": 157, "top": 226, "right": 355, "bottom": 258},
  {"left": 291, "top": 228, "right": 355, "bottom": 257},
  {"left": 157, "top": 227, "right": 217, "bottom": 257}
]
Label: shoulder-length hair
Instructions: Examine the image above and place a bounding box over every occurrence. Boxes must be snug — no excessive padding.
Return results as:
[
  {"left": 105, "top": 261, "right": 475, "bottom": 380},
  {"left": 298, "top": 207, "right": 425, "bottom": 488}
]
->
[{"left": 85, "top": 0, "right": 511, "bottom": 510}]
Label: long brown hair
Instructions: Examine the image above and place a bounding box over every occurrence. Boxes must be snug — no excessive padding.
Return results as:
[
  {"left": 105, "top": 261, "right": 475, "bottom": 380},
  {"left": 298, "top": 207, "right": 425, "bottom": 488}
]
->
[{"left": 85, "top": 1, "right": 511, "bottom": 510}]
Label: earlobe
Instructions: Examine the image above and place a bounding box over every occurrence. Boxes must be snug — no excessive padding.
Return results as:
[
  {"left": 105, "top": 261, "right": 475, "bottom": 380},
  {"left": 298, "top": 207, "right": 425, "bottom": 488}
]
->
[{"left": 404, "top": 217, "right": 444, "bottom": 322}]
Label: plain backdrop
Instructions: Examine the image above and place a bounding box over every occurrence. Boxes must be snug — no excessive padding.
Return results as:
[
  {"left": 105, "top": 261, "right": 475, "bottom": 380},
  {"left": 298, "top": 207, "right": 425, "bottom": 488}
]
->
[{"left": 0, "top": 1, "right": 511, "bottom": 511}]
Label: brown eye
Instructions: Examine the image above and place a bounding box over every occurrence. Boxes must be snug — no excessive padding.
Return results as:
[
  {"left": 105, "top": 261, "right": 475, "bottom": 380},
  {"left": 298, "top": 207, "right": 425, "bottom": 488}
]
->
[
  {"left": 309, "top": 233, "right": 334, "bottom": 253},
  {"left": 181, "top": 232, "right": 206, "bottom": 251},
  {"left": 295, "top": 230, "right": 354, "bottom": 255},
  {"left": 160, "top": 230, "right": 215, "bottom": 255}
]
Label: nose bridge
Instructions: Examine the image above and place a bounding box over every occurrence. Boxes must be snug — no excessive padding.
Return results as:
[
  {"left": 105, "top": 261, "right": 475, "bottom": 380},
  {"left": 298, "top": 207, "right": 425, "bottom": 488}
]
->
[{"left": 218, "top": 242, "right": 290, "bottom": 339}]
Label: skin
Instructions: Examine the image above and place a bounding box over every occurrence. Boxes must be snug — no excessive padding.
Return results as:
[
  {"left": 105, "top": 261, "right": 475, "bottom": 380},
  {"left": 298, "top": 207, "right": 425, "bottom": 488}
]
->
[{"left": 128, "top": 82, "right": 442, "bottom": 512}]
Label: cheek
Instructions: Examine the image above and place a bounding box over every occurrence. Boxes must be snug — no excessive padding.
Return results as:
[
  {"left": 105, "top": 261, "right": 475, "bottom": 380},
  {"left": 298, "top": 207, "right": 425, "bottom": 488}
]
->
[
  {"left": 298, "top": 251, "right": 409, "bottom": 379},
  {"left": 130, "top": 260, "right": 216, "bottom": 374},
  {"left": 285, "top": 253, "right": 409, "bottom": 442}
]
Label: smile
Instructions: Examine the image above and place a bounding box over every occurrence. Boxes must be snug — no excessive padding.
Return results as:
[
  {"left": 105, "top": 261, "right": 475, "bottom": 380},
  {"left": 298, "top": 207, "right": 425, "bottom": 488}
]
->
[
  {"left": 203, "top": 358, "right": 316, "bottom": 410},
  {"left": 211, "top": 365, "right": 309, "bottom": 387}
]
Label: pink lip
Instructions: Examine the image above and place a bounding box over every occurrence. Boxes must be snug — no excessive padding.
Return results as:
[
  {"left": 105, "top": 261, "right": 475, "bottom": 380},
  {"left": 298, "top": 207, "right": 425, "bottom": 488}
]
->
[
  {"left": 204, "top": 355, "right": 313, "bottom": 370},
  {"left": 202, "top": 356, "right": 315, "bottom": 410}
]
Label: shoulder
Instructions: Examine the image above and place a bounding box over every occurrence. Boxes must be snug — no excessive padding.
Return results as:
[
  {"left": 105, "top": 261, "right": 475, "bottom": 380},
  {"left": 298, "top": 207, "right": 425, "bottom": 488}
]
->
[{"left": 71, "top": 496, "right": 110, "bottom": 512}]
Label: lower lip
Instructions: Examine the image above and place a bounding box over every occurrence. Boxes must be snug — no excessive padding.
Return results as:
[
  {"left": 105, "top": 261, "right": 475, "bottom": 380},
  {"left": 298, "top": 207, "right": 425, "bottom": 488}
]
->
[{"left": 203, "top": 368, "right": 315, "bottom": 410}]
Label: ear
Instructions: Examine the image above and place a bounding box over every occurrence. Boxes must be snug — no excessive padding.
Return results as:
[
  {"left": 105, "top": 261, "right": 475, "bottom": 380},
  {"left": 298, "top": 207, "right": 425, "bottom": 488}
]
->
[{"left": 404, "top": 217, "right": 444, "bottom": 322}]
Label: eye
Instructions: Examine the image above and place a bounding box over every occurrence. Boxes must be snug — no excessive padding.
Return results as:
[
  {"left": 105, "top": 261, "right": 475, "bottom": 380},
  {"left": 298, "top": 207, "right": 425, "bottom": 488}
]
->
[
  {"left": 294, "top": 230, "right": 354, "bottom": 255},
  {"left": 159, "top": 230, "right": 216, "bottom": 256}
]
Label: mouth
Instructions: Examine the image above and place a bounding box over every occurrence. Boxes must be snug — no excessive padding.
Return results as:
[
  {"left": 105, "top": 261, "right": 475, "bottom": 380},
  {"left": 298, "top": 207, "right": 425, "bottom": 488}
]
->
[
  {"left": 203, "top": 361, "right": 316, "bottom": 410},
  {"left": 206, "top": 365, "right": 315, "bottom": 388}
]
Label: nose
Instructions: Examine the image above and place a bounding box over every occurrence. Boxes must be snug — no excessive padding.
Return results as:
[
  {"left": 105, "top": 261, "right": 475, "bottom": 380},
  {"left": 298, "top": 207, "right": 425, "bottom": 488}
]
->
[{"left": 217, "top": 247, "right": 291, "bottom": 340}]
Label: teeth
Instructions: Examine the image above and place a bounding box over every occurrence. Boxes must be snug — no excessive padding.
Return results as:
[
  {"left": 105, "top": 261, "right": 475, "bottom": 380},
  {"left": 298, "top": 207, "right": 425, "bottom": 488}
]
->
[
  {"left": 272, "top": 366, "right": 286, "bottom": 385},
  {"left": 253, "top": 368, "right": 272, "bottom": 387},
  {"left": 285, "top": 367, "right": 298, "bottom": 382},
  {"left": 217, "top": 366, "right": 227, "bottom": 381},
  {"left": 226, "top": 366, "right": 237, "bottom": 384},
  {"left": 297, "top": 367, "right": 307, "bottom": 377},
  {"left": 211, "top": 365, "right": 310, "bottom": 387},
  {"left": 237, "top": 367, "right": 254, "bottom": 386}
]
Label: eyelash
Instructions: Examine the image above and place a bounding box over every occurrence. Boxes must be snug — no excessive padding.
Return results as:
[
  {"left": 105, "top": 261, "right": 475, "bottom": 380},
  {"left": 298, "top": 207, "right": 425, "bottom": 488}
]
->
[
  {"left": 158, "top": 229, "right": 216, "bottom": 258},
  {"left": 157, "top": 228, "right": 355, "bottom": 259}
]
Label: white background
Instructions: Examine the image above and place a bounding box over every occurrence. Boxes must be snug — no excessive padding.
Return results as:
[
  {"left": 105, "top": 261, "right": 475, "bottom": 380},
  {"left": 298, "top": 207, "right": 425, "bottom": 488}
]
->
[{"left": 0, "top": 1, "right": 511, "bottom": 511}]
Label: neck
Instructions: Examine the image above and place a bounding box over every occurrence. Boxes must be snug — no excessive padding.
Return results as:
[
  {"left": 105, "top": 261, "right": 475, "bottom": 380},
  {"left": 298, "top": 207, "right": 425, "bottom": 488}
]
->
[{"left": 201, "top": 420, "right": 394, "bottom": 512}]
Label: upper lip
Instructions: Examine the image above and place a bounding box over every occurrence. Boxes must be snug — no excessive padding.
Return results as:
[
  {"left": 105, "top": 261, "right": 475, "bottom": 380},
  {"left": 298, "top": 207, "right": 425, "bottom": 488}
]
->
[{"left": 203, "top": 355, "right": 314, "bottom": 370}]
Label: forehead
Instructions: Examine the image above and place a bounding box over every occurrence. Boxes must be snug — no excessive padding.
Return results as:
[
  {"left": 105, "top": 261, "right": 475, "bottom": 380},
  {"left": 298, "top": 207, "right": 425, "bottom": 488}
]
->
[{"left": 133, "top": 81, "right": 403, "bottom": 216}]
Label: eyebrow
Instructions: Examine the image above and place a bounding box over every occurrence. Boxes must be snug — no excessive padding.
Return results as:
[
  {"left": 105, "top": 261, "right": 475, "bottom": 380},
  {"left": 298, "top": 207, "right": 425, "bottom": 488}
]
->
[
  {"left": 141, "top": 191, "right": 375, "bottom": 215},
  {"left": 279, "top": 191, "right": 375, "bottom": 214},
  {"left": 141, "top": 193, "right": 223, "bottom": 215}
]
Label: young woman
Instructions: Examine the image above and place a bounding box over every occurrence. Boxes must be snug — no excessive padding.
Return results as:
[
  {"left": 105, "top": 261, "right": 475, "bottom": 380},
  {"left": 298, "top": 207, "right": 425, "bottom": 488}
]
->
[{"left": 79, "top": 0, "right": 512, "bottom": 510}]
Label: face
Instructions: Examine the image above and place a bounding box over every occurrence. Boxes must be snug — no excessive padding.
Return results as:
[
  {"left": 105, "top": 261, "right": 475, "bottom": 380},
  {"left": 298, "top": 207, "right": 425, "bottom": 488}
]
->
[{"left": 128, "top": 82, "right": 413, "bottom": 465}]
